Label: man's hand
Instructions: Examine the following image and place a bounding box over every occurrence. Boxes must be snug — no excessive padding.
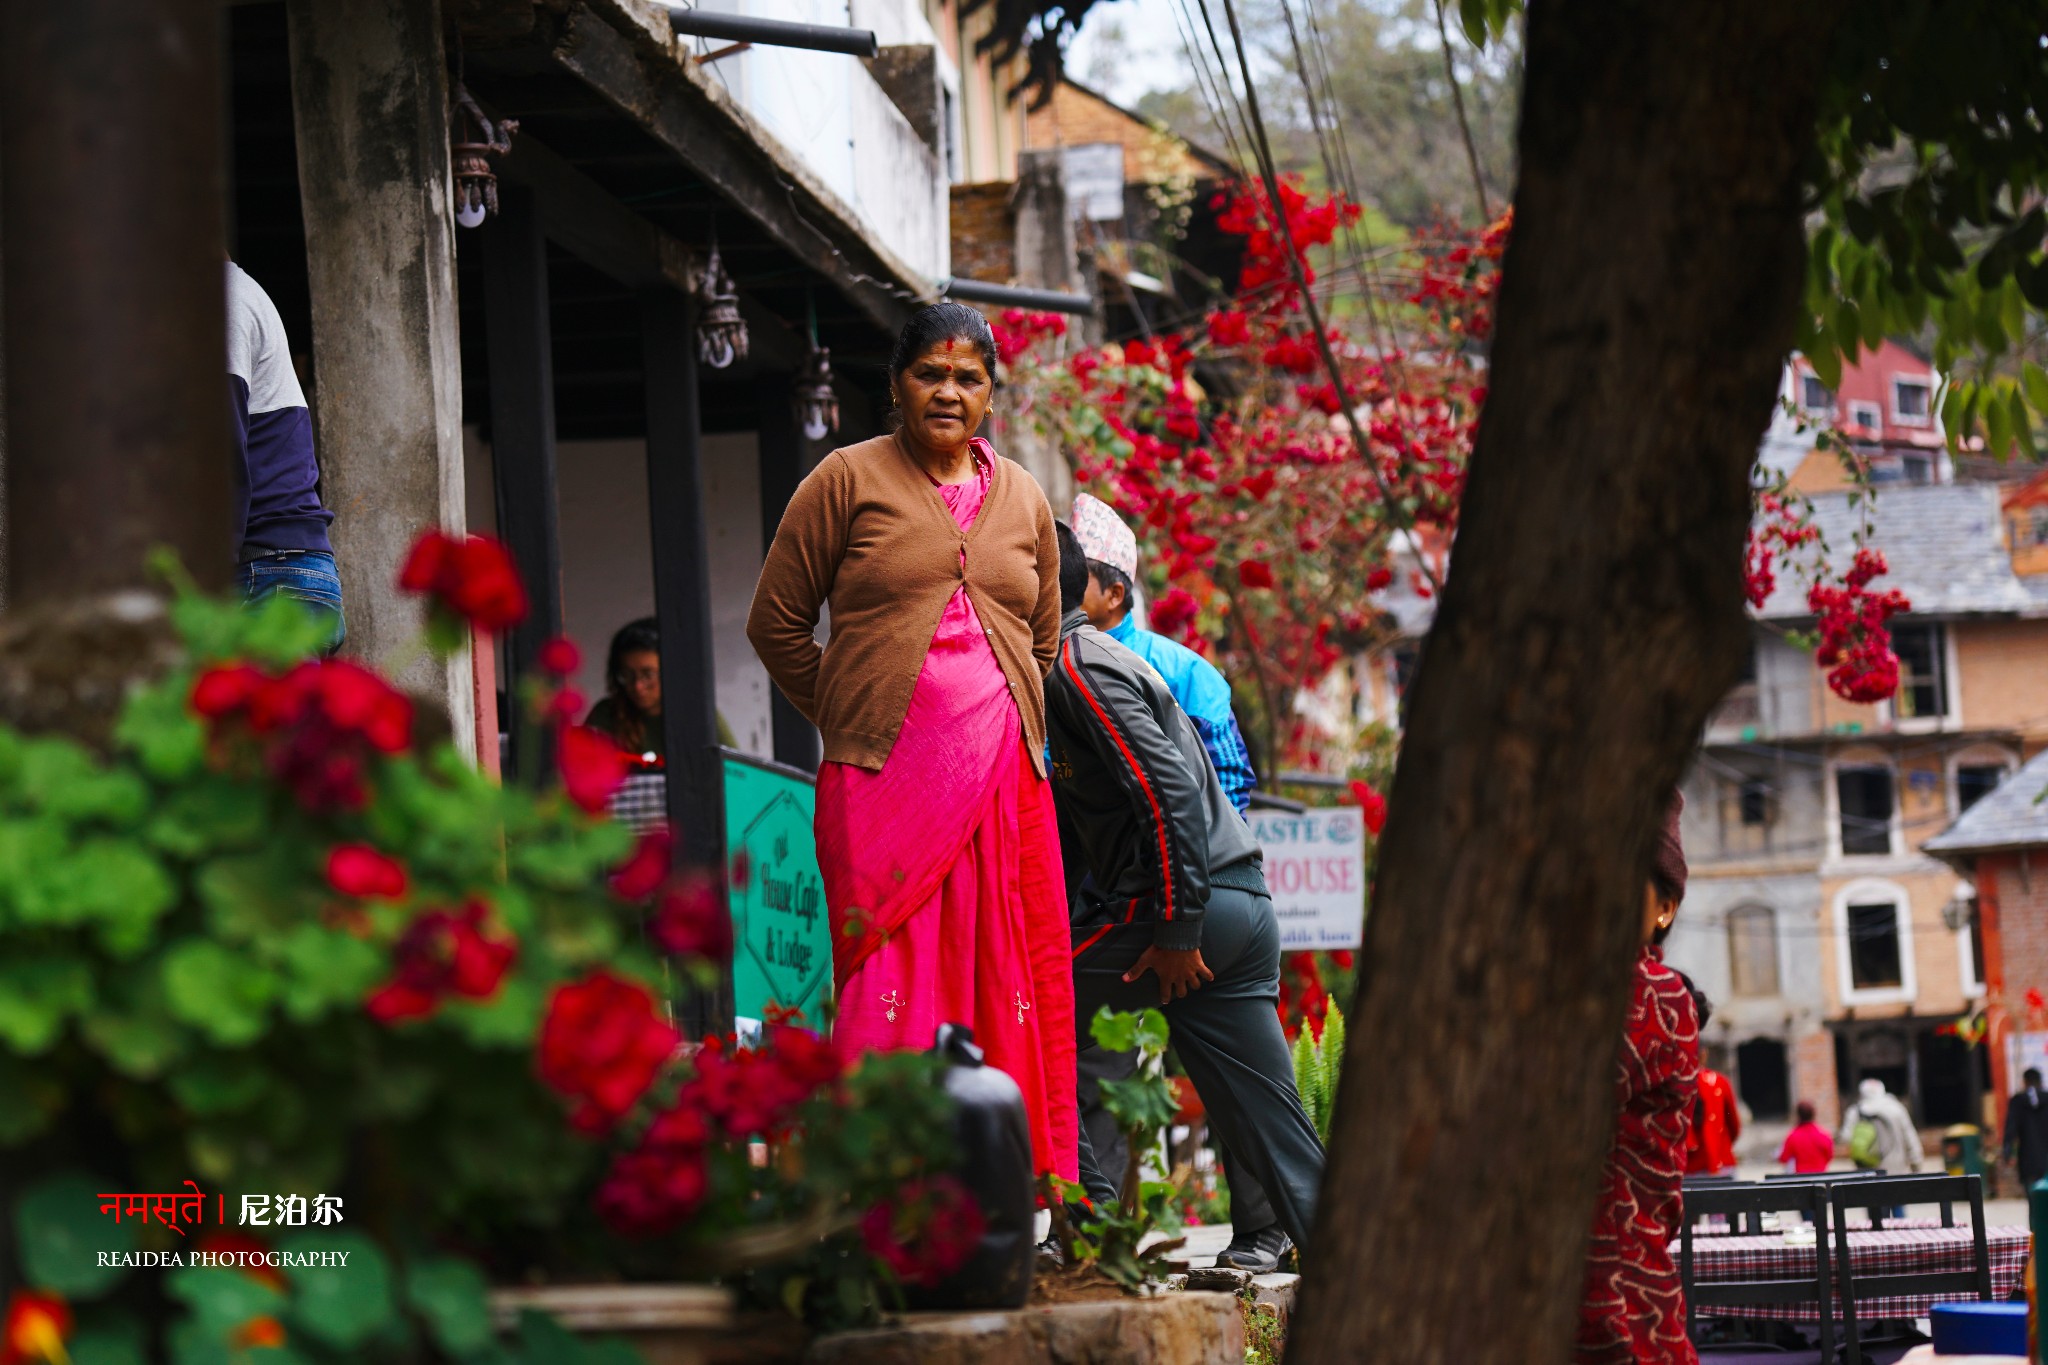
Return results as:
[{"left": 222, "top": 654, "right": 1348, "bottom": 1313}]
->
[{"left": 1124, "top": 946, "right": 1214, "bottom": 1003}]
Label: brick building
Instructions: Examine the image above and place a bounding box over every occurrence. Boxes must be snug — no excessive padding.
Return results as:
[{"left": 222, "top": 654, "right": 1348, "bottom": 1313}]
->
[
  {"left": 1927, "top": 747, "right": 2048, "bottom": 1116},
  {"left": 1663, "top": 468, "right": 2048, "bottom": 1139}
]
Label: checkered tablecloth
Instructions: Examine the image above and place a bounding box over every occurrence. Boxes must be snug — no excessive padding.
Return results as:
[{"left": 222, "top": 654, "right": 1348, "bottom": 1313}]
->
[
  {"left": 1693, "top": 1216, "right": 1947, "bottom": 1239},
  {"left": 1681, "top": 1225, "right": 2030, "bottom": 1323},
  {"left": 607, "top": 771, "right": 667, "bottom": 832}
]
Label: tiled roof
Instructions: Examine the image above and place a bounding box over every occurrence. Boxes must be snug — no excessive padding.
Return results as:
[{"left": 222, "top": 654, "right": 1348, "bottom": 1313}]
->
[
  {"left": 1925, "top": 747, "right": 2048, "bottom": 856},
  {"left": 1755, "top": 483, "right": 2039, "bottom": 619}
]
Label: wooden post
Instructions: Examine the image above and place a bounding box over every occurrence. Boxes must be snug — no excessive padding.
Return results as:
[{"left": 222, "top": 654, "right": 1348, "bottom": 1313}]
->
[
  {"left": 754, "top": 375, "right": 822, "bottom": 772},
  {"left": 482, "top": 185, "right": 563, "bottom": 778},
  {"left": 285, "top": 0, "right": 474, "bottom": 757},
  {"left": 642, "top": 288, "right": 732, "bottom": 1034},
  {"left": 1, "top": 0, "right": 229, "bottom": 605}
]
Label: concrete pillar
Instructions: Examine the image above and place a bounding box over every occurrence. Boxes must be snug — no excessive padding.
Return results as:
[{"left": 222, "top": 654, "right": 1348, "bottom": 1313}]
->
[
  {"left": 1005, "top": 149, "right": 1081, "bottom": 509},
  {"left": 285, "top": 0, "right": 474, "bottom": 754},
  {"left": 1, "top": 0, "right": 230, "bottom": 606}
]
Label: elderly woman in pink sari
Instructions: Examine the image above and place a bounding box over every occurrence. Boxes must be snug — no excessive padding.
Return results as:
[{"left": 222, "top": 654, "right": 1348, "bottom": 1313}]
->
[{"left": 746, "top": 303, "right": 1076, "bottom": 1181}]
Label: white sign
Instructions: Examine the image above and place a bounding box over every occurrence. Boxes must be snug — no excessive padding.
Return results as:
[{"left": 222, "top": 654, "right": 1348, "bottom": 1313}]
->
[{"left": 1251, "top": 807, "right": 1367, "bottom": 950}]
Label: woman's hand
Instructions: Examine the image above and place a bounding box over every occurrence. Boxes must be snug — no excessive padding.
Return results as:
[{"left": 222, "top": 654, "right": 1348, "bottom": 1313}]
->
[{"left": 1124, "top": 946, "right": 1214, "bottom": 1004}]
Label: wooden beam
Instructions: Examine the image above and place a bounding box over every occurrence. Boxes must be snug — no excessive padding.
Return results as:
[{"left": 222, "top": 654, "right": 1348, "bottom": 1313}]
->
[
  {"left": 754, "top": 375, "right": 822, "bottom": 772},
  {"left": 549, "top": 4, "right": 925, "bottom": 338},
  {"left": 496, "top": 131, "right": 804, "bottom": 370},
  {"left": 481, "top": 185, "right": 562, "bottom": 780},
  {"left": 641, "top": 287, "right": 733, "bottom": 1034}
]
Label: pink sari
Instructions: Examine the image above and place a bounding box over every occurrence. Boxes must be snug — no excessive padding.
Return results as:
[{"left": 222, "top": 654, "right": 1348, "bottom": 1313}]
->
[{"left": 814, "top": 445, "right": 1077, "bottom": 1181}]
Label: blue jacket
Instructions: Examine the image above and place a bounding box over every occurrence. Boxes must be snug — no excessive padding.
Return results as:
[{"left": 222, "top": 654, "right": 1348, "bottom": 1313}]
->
[{"left": 1106, "top": 615, "right": 1256, "bottom": 812}]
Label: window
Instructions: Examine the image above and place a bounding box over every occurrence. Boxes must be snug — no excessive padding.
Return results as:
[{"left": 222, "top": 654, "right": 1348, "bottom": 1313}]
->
[
  {"left": 1846, "top": 900, "right": 1905, "bottom": 990},
  {"left": 1893, "top": 376, "right": 1934, "bottom": 425},
  {"left": 1727, "top": 906, "right": 1781, "bottom": 997},
  {"left": 1891, "top": 623, "right": 1948, "bottom": 720},
  {"left": 1800, "top": 373, "right": 1833, "bottom": 414},
  {"left": 1836, "top": 765, "right": 1896, "bottom": 855},
  {"left": 1848, "top": 400, "right": 1883, "bottom": 429},
  {"left": 1901, "top": 452, "right": 1936, "bottom": 484},
  {"left": 1738, "top": 778, "right": 1771, "bottom": 826},
  {"left": 1061, "top": 143, "right": 1127, "bottom": 222},
  {"left": 1957, "top": 764, "right": 2007, "bottom": 812}
]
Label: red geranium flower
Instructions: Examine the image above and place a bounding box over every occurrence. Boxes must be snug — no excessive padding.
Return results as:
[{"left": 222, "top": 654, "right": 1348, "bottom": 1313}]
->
[
  {"left": 365, "top": 902, "right": 517, "bottom": 1024},
  {"left": 190, "top": 663, "right": 267, "bottom": 719},
  {"left": 860, "top": 1175, "right": 985, "bottom": 1287},
  {"left": 558, "top": 724, "right": 628, "bottom": 814},
  {"left": 1238, "top": 560, "right": 1276, "bottom": 590},
  {"left": 651, "top": 878, "right": 734, "bottom": 964},
  {"left": 538, "top": 636, "right": 582, "bottom": 676},
  {"left": 325, "top": 844, "right": 408, "bottom": 900},
  {"left": 610, "top": 826, "right": 674, "bottom": 901},
  {"left": 399, "top": 529, "right": 529, "bottom": 632},
  {"left": 537, "top": 971, "right": 680, "bottom": 1134}
]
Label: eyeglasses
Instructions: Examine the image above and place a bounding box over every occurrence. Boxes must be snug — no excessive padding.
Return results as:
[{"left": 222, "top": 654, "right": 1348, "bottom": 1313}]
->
[{"left": 617, "top": 667, "right": 660, "bottom": 685}]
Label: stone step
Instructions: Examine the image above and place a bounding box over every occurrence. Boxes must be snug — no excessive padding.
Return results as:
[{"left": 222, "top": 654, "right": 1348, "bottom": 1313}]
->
[{"left": 806, "top": 1291, "right": 1246, "bottom": 1365}]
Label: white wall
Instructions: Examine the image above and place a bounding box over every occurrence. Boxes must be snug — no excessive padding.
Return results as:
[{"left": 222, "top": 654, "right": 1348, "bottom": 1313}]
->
[{"left": 462, "top": 427, "right": 773, "bottom": 761}]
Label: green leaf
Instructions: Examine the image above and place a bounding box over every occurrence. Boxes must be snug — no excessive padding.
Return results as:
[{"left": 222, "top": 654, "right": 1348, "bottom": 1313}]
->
[
  {"left": 1134, "top": 1008, "right": 1170, "bottom": 1058},
  {"left": 2024, "top": 362, "right": 2048, "bottom": 418},
  {"left": 169, "top": 1052, "right": 271, "bottom": 1116},
  {"left": 82, "top": 970, "right": 189, "bottom": 1078},
  {"left": 161, "top": 940, "right": 280, "bottom": 1046},
  {"left": 1457, "top": 0, "right": 1489, "bottom": 47},
  {"left": 279, "top": 1230, "right": 396, "bottom": 1350},
  {"left": 0, "top": 1052, "right": 64, "bottom": 1144},
  {"left": 405, "top": 1255, "right": 496, "bottom": 1357},
  {"left": 441, "top": 974, "right": 542, "bottom": 1047},
  {"left": 113, "top": 676, "right": 208, "bottom": 782},
  {"left": 273, "top": 925, "right": 384, "bottom": 1025},
  {"left": 0, "top": 954, "right": 94, "bottom": 1054},
  {"left": 1089, "top": 1007, "right": 1138, "bottom": 1053},
  {"left": 1805, "top": 333, "right": 1842, "bottom": 391},
  {"left": 70, "top": 1319, "right": 150, "bottom": 1365},
  {"left": 45, "top": 838, "right": 176, "bottom": 955},
  {"left": 199, "top": 852, "right": 321, "bottom": 943},
  {"left": 145, "top": 778, "right": 269, "bottom": 859},
  {"left": 167, "top": 1261, "right": 286, "bottom": 1335},
  {"left": 15, "top": 1171, "right": 138, "bottom": 1298}
]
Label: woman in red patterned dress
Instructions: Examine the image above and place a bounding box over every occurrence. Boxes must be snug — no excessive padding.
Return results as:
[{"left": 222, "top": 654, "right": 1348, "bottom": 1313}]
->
[{"left": 1575, "top": 795, "right": 1702, "bottom": 1365}]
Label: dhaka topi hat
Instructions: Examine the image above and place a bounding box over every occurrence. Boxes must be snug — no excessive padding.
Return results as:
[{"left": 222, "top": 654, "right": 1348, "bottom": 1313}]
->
[{"left": 1071, "top": 492, "right": 1138, "bottom": 580}]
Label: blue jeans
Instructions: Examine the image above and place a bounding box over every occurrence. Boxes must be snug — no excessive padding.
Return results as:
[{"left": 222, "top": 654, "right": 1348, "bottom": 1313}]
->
[{"left": 237, "top": 549, "right": 346, "bottom": 655}]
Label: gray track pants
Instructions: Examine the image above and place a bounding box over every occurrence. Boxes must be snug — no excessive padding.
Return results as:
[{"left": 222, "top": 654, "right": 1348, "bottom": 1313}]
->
[{"left": 1070, "top": 883, "right": 1324, "bottom": 1249}]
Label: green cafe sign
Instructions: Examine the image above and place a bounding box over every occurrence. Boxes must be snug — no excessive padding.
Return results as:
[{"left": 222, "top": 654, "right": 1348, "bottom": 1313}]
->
[{"left": 723, "top": 753, "right": 830, "bottom": 1027}]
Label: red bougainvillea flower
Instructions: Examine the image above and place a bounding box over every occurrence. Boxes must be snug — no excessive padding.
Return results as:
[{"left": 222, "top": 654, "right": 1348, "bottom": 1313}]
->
[
  {"left": 325, "top": 844, "right": 408, "bottom": 900},
  {"left": 1, "top": 1290, "right": 71, "bottom": 1365},
  {"left": 651, "top": 877, "right": 734, "bottom": 964},
  {"left": 558, "top": 724, "right": 628, "bottom": 813},
  {"left": 1147, "top": 588, "right": 1200, "bottom": 641},
  {"left": 537, "top": 971, "right": 680, "bottom": 1134},
  {"left": 610, "top": 826, "right": 674, "bottom": 901},
  {"left": 398, "top": 529, "right": 529, "bottom": 632},
  {"left": 1364, "top": 565, "right": 1394, "bottom": 592},
  {"left": 1348, "top": 780, "right": 1387, "bottom": 835},
  {"left": 538, "top": 636, "right": 582, "bottom": 676},
  {"left": 365, "top": 902, "right": 517, "bottom": 1024},
  {"left": 1807, "top": 548, "right": 1909, "bottom": 703},
  {"left": 1237, "top": 560, "right": 1276, "bottom": 590},
  {"left": 860, "top": 1175, "right": 986, "bottom": 1287},
  {"left": 1206, "top": 309, "right": 1252, "bottom": 347}
]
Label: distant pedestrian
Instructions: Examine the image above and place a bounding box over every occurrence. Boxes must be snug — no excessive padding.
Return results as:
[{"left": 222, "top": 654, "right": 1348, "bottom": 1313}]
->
[
  {"left": 1687, "top": 1066, "right": 1741, "bottom": 1176},
  {"left": 228, "top": 261, "right": 342, "bottom": 651},
  {"left": 2003, "top": 1067, "right": 2048, "bottom": 1189},
  {"left": 1840, "top": 1077, "right": 1923, "bottom": 1173},
  {"left": 1777, "top": 1100, "right": 1834, "bottom": 1174},
  {"left": 1575, "top": 791, "right": 1701, "bottom": 1365}
]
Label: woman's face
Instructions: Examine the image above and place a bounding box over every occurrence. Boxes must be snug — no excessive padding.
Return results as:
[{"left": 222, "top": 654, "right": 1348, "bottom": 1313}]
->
[
  {"left": 1640, "top": 881, "right": 1678, "bottom": 946},
  {"left": 893, "top": 337, "right": 992, "bottom": 453},
  {"left": 618, "top": 649, "right": 661, "bottom": 716}
]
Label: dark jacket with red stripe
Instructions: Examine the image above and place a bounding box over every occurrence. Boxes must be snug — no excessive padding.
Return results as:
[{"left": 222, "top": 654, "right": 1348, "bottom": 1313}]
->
[{"left": 1045, "top": 609, "right": 1261, "bottom": 951}]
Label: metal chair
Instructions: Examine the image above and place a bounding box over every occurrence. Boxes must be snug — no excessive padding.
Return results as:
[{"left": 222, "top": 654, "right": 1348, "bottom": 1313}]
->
[
  {"left": 1680, "top": 1181, "right": 1836, "bottom": 1364},
  {"left": 1829, "top": 1174, "right": 1991, "bottom": 1365}
]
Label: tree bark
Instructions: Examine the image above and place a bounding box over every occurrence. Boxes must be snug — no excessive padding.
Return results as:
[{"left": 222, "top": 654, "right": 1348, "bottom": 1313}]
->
[{"left": 1288, "top": 2, "right": 1847, "bottom": 1362}]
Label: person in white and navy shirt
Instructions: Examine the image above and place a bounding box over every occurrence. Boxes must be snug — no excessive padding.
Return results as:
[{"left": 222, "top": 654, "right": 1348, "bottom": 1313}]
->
[{"left": 228, "top": 261, "right": 342, "bottom": 649}]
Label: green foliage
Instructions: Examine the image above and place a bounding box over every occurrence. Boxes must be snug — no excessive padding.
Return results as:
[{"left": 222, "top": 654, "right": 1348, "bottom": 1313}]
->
[
  {"left": 1290, "top": 1003, "right": 1345, "bottom": 1143},
  {"left": 14, "top": 1173, "right": 137, "bottom": 1298}
]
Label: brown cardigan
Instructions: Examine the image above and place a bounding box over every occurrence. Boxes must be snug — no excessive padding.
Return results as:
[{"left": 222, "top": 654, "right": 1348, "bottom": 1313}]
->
[{"left": 747, "top": 433, "right": 1060, "bottom": 774}]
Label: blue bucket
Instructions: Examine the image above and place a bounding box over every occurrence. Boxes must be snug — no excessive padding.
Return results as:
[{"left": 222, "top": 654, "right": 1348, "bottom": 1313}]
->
[{"left": 1929, "top": 1301, "right": 2027, "bottom": 1357}]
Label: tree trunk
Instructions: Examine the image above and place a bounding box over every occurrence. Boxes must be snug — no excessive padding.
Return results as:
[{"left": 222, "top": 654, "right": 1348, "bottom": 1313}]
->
[{"left": 1288, "top": 3, "right": 1847, "bottom": 1362}]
